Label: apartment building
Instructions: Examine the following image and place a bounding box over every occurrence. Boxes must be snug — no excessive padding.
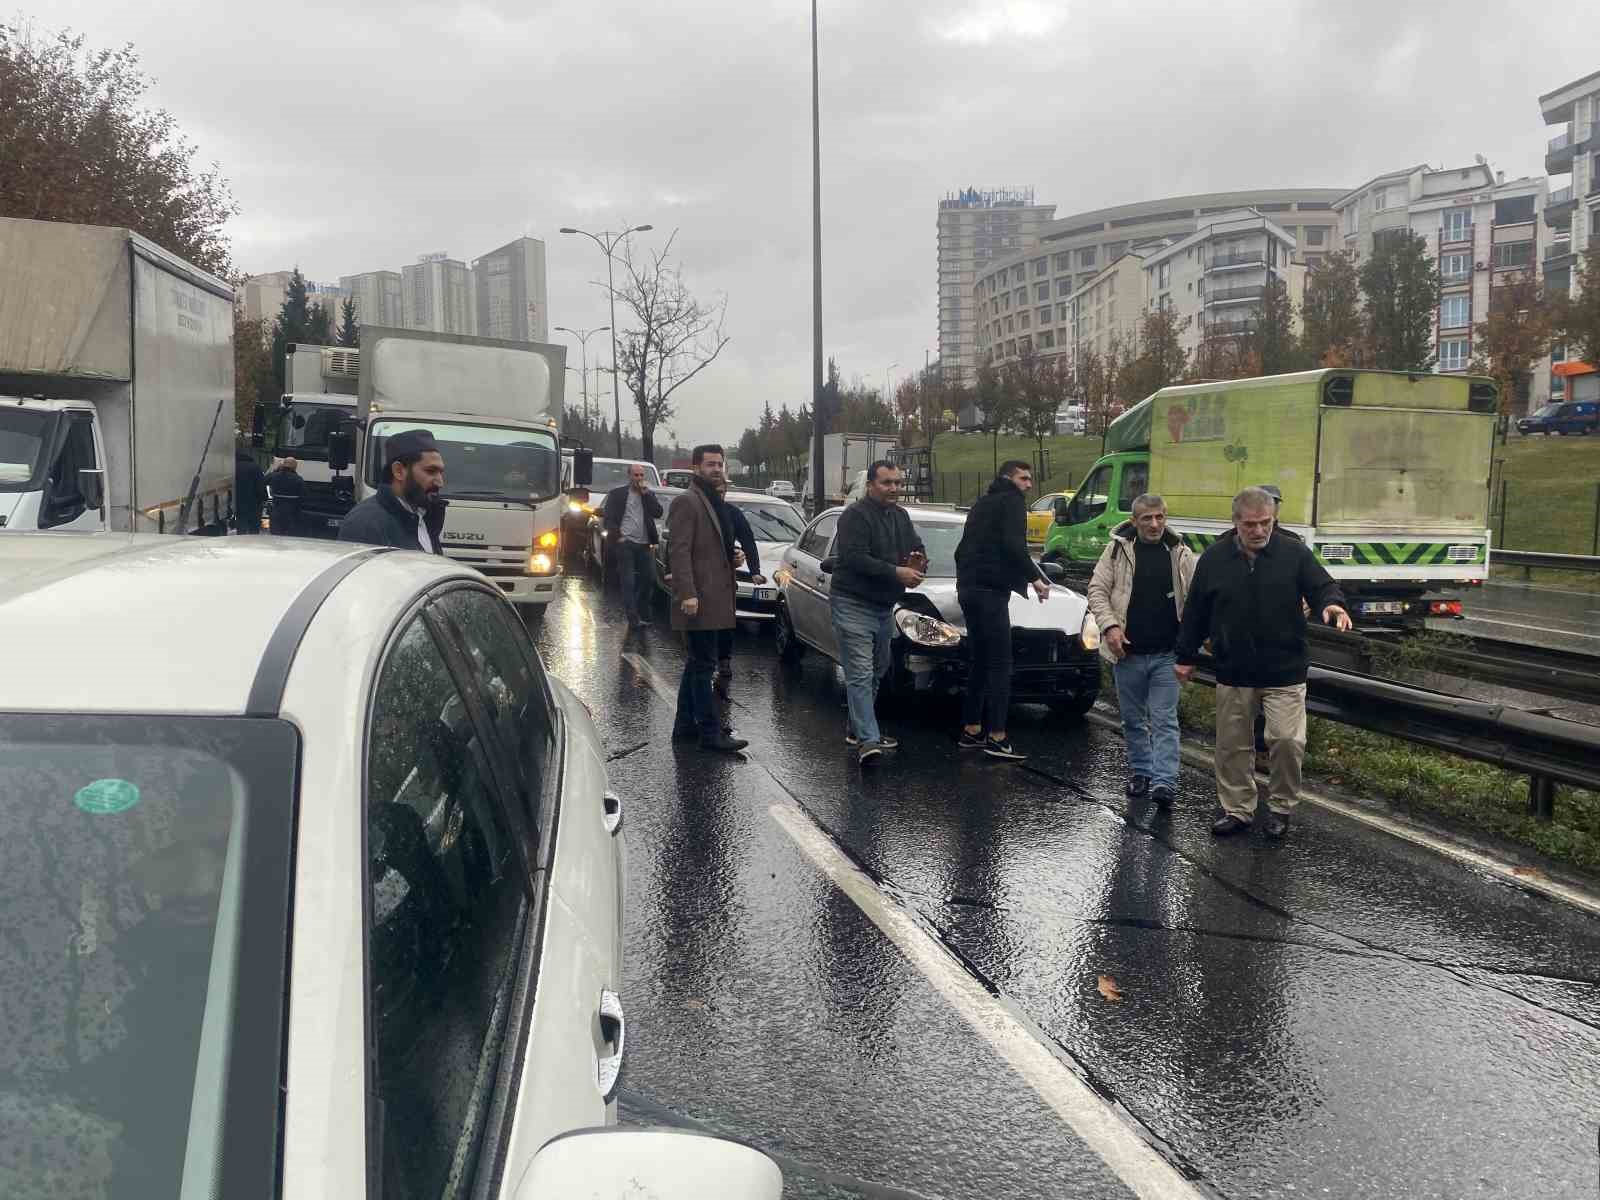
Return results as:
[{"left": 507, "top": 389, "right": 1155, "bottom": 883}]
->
[
  {"left": 937, "top": 188, "right": 1057, "bottom": 385},
  {"left": 1334, "top": 163, "right": 1546, "bottom": 385},
  {"left": 472, "top": 237, "right": 549, "bottom": 344},
  {"left": 1067, "top": 252, "right": 1148, "bottom": 363},
  {"left": 401, "top": 253, "right": 477, "bottom": 335},
  {"left": 1541, "top": 68, "right": 1600, "bottom": 395},
  {"left": 340, "top": 270, "right": 403, "bottom": 329}
]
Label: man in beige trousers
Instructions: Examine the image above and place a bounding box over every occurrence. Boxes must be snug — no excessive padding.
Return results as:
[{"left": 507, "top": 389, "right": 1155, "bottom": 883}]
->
[{"left": 1175, "top": 487, "right": 1351, "bottom": 839}]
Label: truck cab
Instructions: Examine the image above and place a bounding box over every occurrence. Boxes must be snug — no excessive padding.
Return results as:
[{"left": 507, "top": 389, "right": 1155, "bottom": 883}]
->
[
  {"left": 0, "top": 399, "right": 107, "bottom": 533},
  {"left": 1041, "top": 452, "right": 1148, "bottom": 563}
]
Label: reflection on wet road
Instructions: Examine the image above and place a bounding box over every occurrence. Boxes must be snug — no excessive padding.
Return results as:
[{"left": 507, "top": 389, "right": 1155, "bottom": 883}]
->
[{"left": 531, "top": 575, "right": 1600, "bottom": 1199}]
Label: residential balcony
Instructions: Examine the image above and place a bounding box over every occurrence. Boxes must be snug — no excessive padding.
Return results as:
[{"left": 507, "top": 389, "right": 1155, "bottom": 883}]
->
[
  {"left": 1206, "top": 250, "right": 1265, "bottom": 272},
  {"left": 1438, "top": 223, "right": 1475, "bottom": 247},
  {"left": 1545, "top": 238, "right": 1576, "bottom": 272},
  {"left": 1205, "top": 284, "right": 1264, "bottom": 306},
  {"left": 1204, "top": 318, "right": 1255, "bottom": 337},
  {"left": 1546, "top": 129, "right": 1575, "bottom": 173},
  {"left": 1546, "top": 186, "right": 1575, "bottom": 229}
]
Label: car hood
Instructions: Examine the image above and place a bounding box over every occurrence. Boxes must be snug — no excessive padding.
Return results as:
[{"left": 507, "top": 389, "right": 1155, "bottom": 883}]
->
[
  {"left": 902, "top": 577, "right": 1088, "bottom": 633},
  {"left": 753, "top": 539, "right": 791, "bottom": 566}
]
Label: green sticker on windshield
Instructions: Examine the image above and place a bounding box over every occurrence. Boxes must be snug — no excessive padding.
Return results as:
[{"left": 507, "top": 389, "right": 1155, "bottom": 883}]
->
[{"left": 75, "top": 779, "right": 141, "bottom": 815}]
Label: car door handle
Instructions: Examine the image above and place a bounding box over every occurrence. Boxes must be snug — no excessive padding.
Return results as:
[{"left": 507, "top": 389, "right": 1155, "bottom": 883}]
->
[
  {"left": 602, "top": 790, "right": 623, "bottom": 837},
  {"left": 596, "top": 989, "right": 625, "bottom": 1102}
]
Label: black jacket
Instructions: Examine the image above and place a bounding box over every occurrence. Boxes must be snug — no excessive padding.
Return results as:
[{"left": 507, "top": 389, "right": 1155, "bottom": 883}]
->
[
  {"left": 234, "top": 451, "right": 266, "bottom": 515},
  {"left": 728, "top": 503, "right": 760, "bottom": 576},
  {"left": 1176, "top": 532, "right": 1345, "bottom": 687},
  {"left": 601, "top": 484, "right": 664, "bottom": 544},
  {"left": 831, "top": 498, "right": 924, "bottom": 608},
  {"left": 955, "top": 477, "right": 1035, "bottom": 596},
  {"left": 338, "top": 486, "right": 446, "bottom": 554},
  {"left": 265, "top": 466, "right": 304, "bottom": 501}
]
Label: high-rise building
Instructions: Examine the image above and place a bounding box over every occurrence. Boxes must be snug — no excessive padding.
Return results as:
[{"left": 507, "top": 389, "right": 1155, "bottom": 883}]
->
[
  {"left": 401, "top": 253, "right": 476, "bottom": 334},
  {"left": 340, "top": 270, "right": 403, "bottom": 329},
  {"left": 937, "top": 188, "right": 1057, "bottom": 385},
  {"left": 239, "top": 271, "right": 295, "bottom": 323},
  {"left": 472, "top": 237, "right": 549, "bottom": 344}
]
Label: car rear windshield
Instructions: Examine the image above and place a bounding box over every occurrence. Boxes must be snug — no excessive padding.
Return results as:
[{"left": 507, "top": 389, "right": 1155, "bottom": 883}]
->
[{"left": 0, "top": 714, "right": 297, "bottom": 1198}]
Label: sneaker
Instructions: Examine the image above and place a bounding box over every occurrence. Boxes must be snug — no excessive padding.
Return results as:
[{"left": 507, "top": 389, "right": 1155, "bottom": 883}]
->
[
  {"left": 701, "top": 732, "right": 749, "bottom": 754},
  {"left": 845, "top": 731, "right": 898, "bottom": 749},
  {"left": 1149, "top": 784, "right": 1176, "bottom": 810},
  {"left": 858, "top": 742, "right": 884, "bottom": 765},
  {"left": 983, "top": 738, "right": 1026, "bottom": 762},
  {"left": 957, "top": 729, "right": 987, "bottom": 751},
  {"left": 1125, "top": 774, "right": 1151, "bottom": 799}
]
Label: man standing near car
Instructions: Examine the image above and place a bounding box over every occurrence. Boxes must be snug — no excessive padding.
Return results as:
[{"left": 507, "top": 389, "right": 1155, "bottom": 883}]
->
[
  {"left": 1176, "top": 487, "right": 1352, "bottom": 839},
  {"left": 830, "top": 461, "right": 925, "bottom": 765},
  {"left": 954, "top": 460, "right": 1049, "bottom": 762},
  {"left": 1087, "top": 494, "right": 1195, "bottom": 807},
  {"left": 338, "top": 430, "right": 447, "bottom": 553},
  {"left": 668, "top": 445, "right": 747, "bottom": 754},
  {"left": 713, "top": 477, "right": 763, "bottom": 700},
  {"left": 265, "top": 456, "right": 304, "bottom": 537},
  {"left": 602, "top": 463, "right": 663, "bottom": 629}
]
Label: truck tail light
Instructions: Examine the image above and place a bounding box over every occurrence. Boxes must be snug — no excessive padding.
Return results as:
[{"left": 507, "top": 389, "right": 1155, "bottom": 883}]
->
[{"left": 1428, "top": 600, "right": 1462, "bottom": 618}]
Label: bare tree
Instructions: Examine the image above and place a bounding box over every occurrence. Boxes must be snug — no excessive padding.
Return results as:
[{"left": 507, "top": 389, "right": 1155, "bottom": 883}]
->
[{"left": 612, "top": 231, "right": 730, "bottom": 459}]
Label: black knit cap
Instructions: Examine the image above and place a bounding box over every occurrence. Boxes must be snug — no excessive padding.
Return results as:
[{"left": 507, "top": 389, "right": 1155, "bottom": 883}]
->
[{"left": 386, "top": 429, "right": 440, "bottom": 467}]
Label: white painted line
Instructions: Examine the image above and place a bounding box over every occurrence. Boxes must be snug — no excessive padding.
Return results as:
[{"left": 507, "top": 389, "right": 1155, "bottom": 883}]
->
[
  {"left": 769, "top": 802, "right": 1206, "bottom": 1200},
  {"left": 1087, "top": 711, "right": 1600, "bottom": 919},
  {"left": 621, "top": 651, "right": 681, "bottom": 708},
  {"left": 1455, "top": 613, "right": 1600, "bottom": 642}
]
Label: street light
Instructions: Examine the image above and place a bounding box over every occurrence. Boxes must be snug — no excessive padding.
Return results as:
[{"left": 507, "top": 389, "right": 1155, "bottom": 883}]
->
[
  {"left": 883, "top": 361, "right": 898, "bottom": 405},
  {"left": 555, "top": 324, "right": 610, "bottom": 429},
  {"left": 559, "top": 225, "right": 654, "bottom": 456}
]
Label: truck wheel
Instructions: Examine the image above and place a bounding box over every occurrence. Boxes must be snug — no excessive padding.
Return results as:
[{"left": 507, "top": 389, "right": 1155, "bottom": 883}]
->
[
  {"left": 775, "top": 602, "right": 804, "bottom": 663},
  {"left": 1049, "top": 693, "right": 1097, "bottom": 722}
]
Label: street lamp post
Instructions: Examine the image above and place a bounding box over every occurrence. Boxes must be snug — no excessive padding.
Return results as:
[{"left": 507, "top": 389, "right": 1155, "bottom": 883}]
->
[
  {"left": 555, "top": 324, "right": 610, "bottom": 430},
  {"left": 809, "top": 0, "right": 825, "bottom": 517},
  {"left": 883, "top": 361, "right": 898, "bottom": 406},
  {"left": 559, "top": 225, "right": 653, "bottom": 457}
]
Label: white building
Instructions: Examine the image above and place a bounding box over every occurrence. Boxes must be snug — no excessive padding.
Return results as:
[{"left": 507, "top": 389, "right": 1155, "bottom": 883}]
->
[
  {"left": 401, "top": 253, "right": 477, "bottom": 335},
  {"left": 472, "top": 237, "right": 549, "bottom": 344},
  {"left": 1540, "top": 68, "right": 1600, "bottom": 393},
  {"left": 341, "top": 270, "right": 403, "bottom": 329}
]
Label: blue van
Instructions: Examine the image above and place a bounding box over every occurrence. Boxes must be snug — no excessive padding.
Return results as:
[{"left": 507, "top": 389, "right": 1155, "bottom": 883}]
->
[{"left": 1517, "top": 400, "right": 1599, "bottom": 436}]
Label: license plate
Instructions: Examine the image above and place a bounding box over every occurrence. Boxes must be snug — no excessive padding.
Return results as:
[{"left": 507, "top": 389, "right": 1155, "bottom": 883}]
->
[
  {"left": 327, "top": 518, "right": 342, "bottom": 529},
  {"left": 1360, "top": 600, "right": 1403, "bottom": 615},
  {"left": 755, "top": 588, "right": 773, "bottom": 601}
]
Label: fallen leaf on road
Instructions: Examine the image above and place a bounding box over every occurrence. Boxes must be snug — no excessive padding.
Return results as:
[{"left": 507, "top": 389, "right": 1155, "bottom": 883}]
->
[
  {"left": 683, "top": 998, "right": 708, "bottom": 1011},
  {"left": 1512, "top": 866, "right": 1548, "bottom": 881},
  {"left": 1096, "top": 975, "right": 1123, "bottom": 1002}
]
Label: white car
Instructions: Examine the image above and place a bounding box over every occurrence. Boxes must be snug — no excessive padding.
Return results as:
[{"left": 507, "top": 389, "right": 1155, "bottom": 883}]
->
[
  {"left": 0, "top": 533, "right": 779, "bottom": 1199},
  {"left": 652, "top": 488, "right": 806, "bottom": 622},
  {"left": 764, "top": 481, "right": 797, "bottom": 500}
]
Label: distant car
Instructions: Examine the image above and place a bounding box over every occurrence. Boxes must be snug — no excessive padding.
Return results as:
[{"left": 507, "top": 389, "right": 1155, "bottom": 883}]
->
[
  {"left": 651, "top": 489, "right": 806, "bottom": 623},
  {"left": 662, "top": 468, "right": 695, "bottom": 488},
  {"left": 1517, "top": 400, "right": 1598, "bottom": 436},
  {"left": 1026, "top": 491, "right": 1073, "bottom": 545},
  {"left": 766, "top": 480, "right": 797, "bottom": 500},
  {"left": 772, "top": 506, "right": 1102, "bottom": 719}
]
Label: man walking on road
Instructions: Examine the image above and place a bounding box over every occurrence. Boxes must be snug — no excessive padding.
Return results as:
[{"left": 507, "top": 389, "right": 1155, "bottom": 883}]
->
[
  {"left": 954, "top": 460, "right": 1049, "bottom": 762},
  {"left": 338, "top": 430, "right": 446, "bottom": 553},
  {"left": 602, "top": 463, "right": 664, "bottom": 629},
  {"left": 265, "top": 456, "right": 304, "bottom": 537},
  {"left": 1087, "top": 494, "right": 1196, "bottom": 807},
  {"left": 668, "top": 445, "right": 747, "bottom": 754},
  {"left": 830, "top": 461, "right": 925, "bottom": 765},
  {"left": 1176, "top": 487, "right": 1352, "bottom": 839}
]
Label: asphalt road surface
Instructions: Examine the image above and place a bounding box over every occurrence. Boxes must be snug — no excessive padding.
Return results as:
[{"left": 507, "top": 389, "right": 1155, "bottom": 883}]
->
[
  {"left": 530, "top": 574, "right": 1600, "bottom": 1200},
  {"left": 1445, "top": 579, "right": 1600, "bottom": 656}
]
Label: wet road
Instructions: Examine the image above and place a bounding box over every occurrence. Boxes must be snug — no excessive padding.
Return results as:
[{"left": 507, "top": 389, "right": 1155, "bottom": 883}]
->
[
  {"left": 1444, "top": 580, "right": 1600, "bottom": 655},
  {"left": 530, "top": 575, "right": 1600, "bottom": 1199}
]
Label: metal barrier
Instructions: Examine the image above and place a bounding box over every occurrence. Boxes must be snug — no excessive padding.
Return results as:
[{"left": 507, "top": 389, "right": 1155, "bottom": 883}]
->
[{"left": 1491, "top": 548, "right": 1600, "bottom": 575}]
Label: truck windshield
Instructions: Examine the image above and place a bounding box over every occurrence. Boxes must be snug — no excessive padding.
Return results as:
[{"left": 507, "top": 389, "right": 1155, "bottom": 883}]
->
[
  {"left": 370, "top": 419, "right": 561, "bottom": 502},
  {"left": 275, "top": 401, "right": 354, "bottom": 461},
  {"left": 0, "top": 713, "right": 297, "bottom": 1197},
  {"left": 0, "top": 406, "right": 55, "bottom": 491}
]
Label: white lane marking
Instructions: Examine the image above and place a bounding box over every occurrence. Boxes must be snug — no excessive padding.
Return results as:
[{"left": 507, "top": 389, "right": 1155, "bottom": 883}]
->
[
  {"left": 1455, "top": 611, "right": 1600, "bottom": 640},
  {"left": 769, "top": 802, "right": 1204, "bottom": 1199},
  {"left": 1086, "top": 711, "right": 1600, "bottom": 919},
  {"left": 621, "top": 651, "right": 680, "bottom": 707}
]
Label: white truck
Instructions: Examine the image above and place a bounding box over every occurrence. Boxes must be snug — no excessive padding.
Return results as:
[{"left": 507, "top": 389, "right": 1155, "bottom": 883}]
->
[
  {"left": 343, "top": 326, "right": 583, "bottom": 613},
  {"left": 0, "top": 217, "right": 234, "bottom": 534},
  {"left": 798, "top": 432, "right": 899, "bottom": 513},
  {"left": 258, "top": 343, "right": 361, "bottom": 535}
]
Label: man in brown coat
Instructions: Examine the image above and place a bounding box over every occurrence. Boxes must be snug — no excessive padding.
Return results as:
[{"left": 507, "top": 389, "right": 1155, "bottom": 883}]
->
[{"left": 668, "top": 444, "right": 748, "bottom": 753}]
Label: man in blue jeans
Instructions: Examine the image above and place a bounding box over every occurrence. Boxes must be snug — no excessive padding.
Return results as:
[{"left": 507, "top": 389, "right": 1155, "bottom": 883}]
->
[
  {"left": 1086, "top": 493, "right": 1196, "bottom": 808},
  {"left": 829, "top": 461, "right": 925, "bottom": 765}
]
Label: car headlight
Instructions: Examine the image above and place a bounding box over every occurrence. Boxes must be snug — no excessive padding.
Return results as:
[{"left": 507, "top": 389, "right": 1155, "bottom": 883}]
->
[
  {"left": 1079, "top": 610, "right": 1100, "bottom": 652},
  {"left": 772, "top": 566, "right": 792, "bottom": 587},
  {"left": 894, "top": 608, "right": 963, "bottom": 648}
]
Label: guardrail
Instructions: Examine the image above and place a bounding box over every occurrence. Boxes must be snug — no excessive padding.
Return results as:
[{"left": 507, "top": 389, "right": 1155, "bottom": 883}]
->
[{"left": 1492, "top": 549, "right": 1600, "bottom": 574}]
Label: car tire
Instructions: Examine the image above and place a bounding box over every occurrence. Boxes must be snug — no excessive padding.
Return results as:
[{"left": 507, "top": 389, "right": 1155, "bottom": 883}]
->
[
  {"left": 1049, "top": 693, "right": 1097, "bottom": 721},
  {"left": 775, "top": 602, "right": 804, "bottom": 662}
]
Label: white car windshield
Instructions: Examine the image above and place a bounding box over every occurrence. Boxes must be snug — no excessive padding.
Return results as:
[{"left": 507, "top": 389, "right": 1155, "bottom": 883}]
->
[
  {"left": 909, "top": 519, "right": 965, "bottom": 577},
  {"left": 731, "top": 499, "right": 805, "bottom": 542}
]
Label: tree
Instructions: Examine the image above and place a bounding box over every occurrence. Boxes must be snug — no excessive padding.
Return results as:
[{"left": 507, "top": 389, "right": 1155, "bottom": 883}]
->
[
  {"left": 1076, "top": 335, "right": 1126, "bottom": 437},
  {"left": 337, "top": 297, "right": 359, "bottom": 347},
  {"left": 1299, "top": 251, "right": 1363, "bottom": 366},
  {"left": 1119, "top": 306, "right": 1190, "bottom": 404},
  {"left": 613, "top": 231, "right": 730, "bottom": 459},
  {"left": 1552, "top": 242, "right": 1600, "bottom": 369},
  {"left": 0, "top": 22, "right": 237, "bottom": 274},
  {"left": 269, "top": 268, "right": 315, "bottom": 395},
  {"left": 1241, "top": 276, "right": 1303, "bottom": 376},
  {"left": 1360, "top": 232, "right": 1440, "bottom": 371},
  {"left": 974, "top": 363, "right": 1020, "bottom": 477},
  {"left": 1468, "top": 270, "right": 1554, "bottom": 418},
  {"left": 1009, "top": 351, "right": 1067, "bottom": 460},
  {"left": 233, "top": 303, "right": 273, "bottom": 446}
]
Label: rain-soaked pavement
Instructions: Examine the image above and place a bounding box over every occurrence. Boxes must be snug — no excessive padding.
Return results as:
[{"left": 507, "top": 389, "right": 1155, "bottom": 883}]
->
[{"left": 530, "top": 573, "right": 1600, "bottom": 1200}]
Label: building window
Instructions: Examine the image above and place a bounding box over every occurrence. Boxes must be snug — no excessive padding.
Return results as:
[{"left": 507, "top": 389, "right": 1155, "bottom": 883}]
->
[
  {"left": 1438, "top": 337, "right": 1469, "bottom": 371},
  {"left": 1591, "top": 206, "right": 1600, "bottom": 237},
  {"left": 1005, "top": 340, "right": 1016, "bottom": 356},
  {"left": 1441, "top": 252, "right": 1471, "bottom": 283},
  {"left": 1057, "top": 304, "right": 1070, "bottom": 323},
  {"left": 1107, "top": 300, "right": 1116, "bottom": 323},
  {"left": 1033, "top": 257, "right": 1048, "bottom": 277},
  {"left": 1039, "top": 331, "right": 1055, "bottom": 349},
  {"left": 1491, "top": 241, "right": 1533, "bottom": 270},
  {"left": 1078, "top": 247, "right": 1097, "bottom": 268},
  {"left": 1439, "top": 295, "right": 1470, "bottom": 329},
  {"left": 1020, "top": 336, "right": 1033, "bottom": 354},
  {"left": 1036, "top": 282, "right": 1050, "bottom": 303},
  {"left": 1014, "top": 266, "right": 1027, "bottom": 284},
  {"left": 1157, "top": 262, "right": 1171, "bottom": 288},
  {"left": 1057, "top": 279, "right": 1073, "bottom": 298},
  {"left": 1020, "top": 312, "right": 1031, "bottom": 330},
  {"left": 1493, "top": 195, "right": 1535, "bottom": 225},
  {"left": 1054, "top": 253, "right": 1071, "bottom": 271},
  {"left": 1005, "top": 316, "right": 1015, "bottom": 333},
  {"left": 1002, "top": 294, "right": 1011, "bottom": 311},
  {"left": 1373, "top": 186, "right": 1390, "bottom": 210},
  {"left": 1107, "top": 274, "right": 1117, "bottom": 296},
  {"left": 1442, "top": 209, "right": 1472, "bottom": 243},
  {"left": 1307, "top": 226, "right": 1327, "bottom": 247},
  {"left": 1014, "top": 288, "right": 1027, "bottom": 305},
  {"left": 1107, "top": 241, "right": 1128, "bottom": 261},
  {"left": 1038, "top": 306, "right": 1051, "bottom": 325}
]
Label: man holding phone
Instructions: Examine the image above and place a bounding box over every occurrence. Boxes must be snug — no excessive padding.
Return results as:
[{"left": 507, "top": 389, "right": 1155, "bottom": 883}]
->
[{"left": 601, "top": 462, "right": 664, "bottom": 628}]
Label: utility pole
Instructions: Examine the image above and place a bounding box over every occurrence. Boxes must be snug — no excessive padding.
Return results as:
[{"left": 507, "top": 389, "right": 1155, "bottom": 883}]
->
[
  {"left": 809, "top": 0, "right": 825, "bottom": 516},
  {"left": 559, "top": 228, "right": 653, "bottom": 457}
]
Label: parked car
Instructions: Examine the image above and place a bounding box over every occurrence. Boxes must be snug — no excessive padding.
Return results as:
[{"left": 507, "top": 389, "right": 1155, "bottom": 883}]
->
[
  {"left": 663, "top": 468, "right": 695, "bottom": 488},
  {"left": 1026, "top": 491, "right": 1073, "bottom": 545},
  {"left": 1517, "top": 400, "right": 1598, "bottom": 436},
  {"left": 771, "top": 507, "right": 1101, "bottom": 719},
  {"left": 0, "top": 532, "right": 779, "bottom": 1199},
  {"left": 766, "top": 480, "right": 797, "bottom": 500},
  {"left": 651, "top": 488, "right": 806, "bottom": 623}
]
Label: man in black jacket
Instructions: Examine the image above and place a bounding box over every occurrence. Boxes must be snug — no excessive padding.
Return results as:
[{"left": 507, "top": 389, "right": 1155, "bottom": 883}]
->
[
  {"left": 234, "top": 448, "right": 266, "bottom": 534},
  {"left": 338, "top": 429, "right": 447, "bottom": 553},
  {"left": 1176, "top": 487, "right": 1351, "bottom": 839},
  {"left": 829, "top": 461, "right": 925, "bottom": 764},
  {"left": 265, "top": 457, "right": 304, "bottom": 536},
  {"left": 601, "top": 463, "right": 664, "bottom": 628},
  {"left": 713, "top": 479, "right": 762, "bottom": 698},
  {"left": 954, "top": 461, "right": 1049, "bottom": 761}
]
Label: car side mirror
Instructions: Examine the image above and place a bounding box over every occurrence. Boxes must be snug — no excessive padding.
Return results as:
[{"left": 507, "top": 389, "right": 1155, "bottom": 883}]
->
[
  {"left": 327, "top": 426, "right": 354, "bottom": 472},
  {"left": 1041, "top": 561, "right": 1065, "bottom": 582},
  {"left": 573, "top": 449, "right": 594, "bottom": 488},
  {"left": 78, "top": 468, "right": 106, "bottom": 513},
  {"left": 818, "top": 556, "right": 834, "bottom": 574},
  {"left": 516, "top": 1128, "right": 782, "bottom": 1200},
  {"left": 1053, "top": 497, "right": 1071, "bottom": 524}
]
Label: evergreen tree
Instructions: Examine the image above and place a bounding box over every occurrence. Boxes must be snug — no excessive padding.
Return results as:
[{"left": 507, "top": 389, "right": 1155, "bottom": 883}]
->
[
  {"left": 269, "top": 268, "right": 313, "bottom": 395},
  {"left": 1299, "top": 252, "right": 1363, "bottom": 366},
  {"left": 1360, "top": 233, "right": 1440, "bottom": 371},
  {"left": 1247, "top": 277, "right": 1303, "bottom": 375},
  {"left": 337, "top": 297, "right": 359, "bottom": 347}
]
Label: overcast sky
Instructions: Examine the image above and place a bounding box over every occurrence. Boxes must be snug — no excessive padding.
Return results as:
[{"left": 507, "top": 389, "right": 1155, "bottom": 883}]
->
[{"left": 41, "top": 0, "right": 1600, "bottom": 443}]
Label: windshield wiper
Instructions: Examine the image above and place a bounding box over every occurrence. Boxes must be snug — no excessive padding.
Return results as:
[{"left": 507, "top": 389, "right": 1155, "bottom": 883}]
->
[{"left": 443, "top": 490, "right": 537, "bottom": 506}]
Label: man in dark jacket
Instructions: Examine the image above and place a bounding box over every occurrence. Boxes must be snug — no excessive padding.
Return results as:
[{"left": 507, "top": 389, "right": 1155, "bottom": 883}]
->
[
  {"left": 954, "top": 461, "right": 1049, "bottom": 762},
  {"left": 1176, "top": 487, "right": 1352, "bottom": 839},
  {"left": 234, "top": 448, "right": 266, "bottom": 534},
  {"left": 338, "top": 429, "right": 447, "bottom": 553},
  {"left": 601, "top": 463, "right": 664, "bottom": 628},
  {"left": 713, "top": 479, "right": 763, "bottom": 699},
  {"left": 829, "top": 461, "right": 925, "bottom": 764},
  {"left": 265, "top": 457, "right": 304, "bottom": 536}
]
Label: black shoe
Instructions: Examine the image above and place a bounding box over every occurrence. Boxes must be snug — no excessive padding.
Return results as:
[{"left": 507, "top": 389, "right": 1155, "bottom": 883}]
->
[
  {"left": 1125, "top": 775, "right": 1151, "bottom": 799},
  {"left": 671, "top": 723, "right": 698, "bottom": 742},
  {"left": 957, "top": 729, "right": 986, "bottom": 750},
  {"left": 846, "top": 731, "right": 898, "bottom": 749},
  {"left": 1265, "top": 812, "right": 1291, "bottom": 838},
  {"left": 983, "top": 738, "right": 1026, "bottom": 762},
  {"left": 1149, "top": 784, "right": 1175, "bottom": 810},
  {"left": 858, "top": 742, "right": 884, "bottom": 764},
  {"left": 701, "top": 733, "right": 749, "bottom": 754},
  {"left": 1211, "top": 814, "right": 1251, "bottom": 837}
]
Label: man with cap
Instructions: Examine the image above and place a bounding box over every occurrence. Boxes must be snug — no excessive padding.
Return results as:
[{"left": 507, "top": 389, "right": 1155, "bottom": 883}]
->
[{"left": 338, "top": 429, "right": 447, "bottom": 553}]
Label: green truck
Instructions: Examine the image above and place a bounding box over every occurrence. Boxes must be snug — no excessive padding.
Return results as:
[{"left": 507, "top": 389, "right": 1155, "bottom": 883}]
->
[{"left": 1042, "top": 369, "right": 1499, "bottom": 624}]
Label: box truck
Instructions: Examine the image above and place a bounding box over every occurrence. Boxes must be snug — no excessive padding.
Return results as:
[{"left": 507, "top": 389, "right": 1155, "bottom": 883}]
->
[
  {"left": 0, "top": 217, "right": 234, "bottom": 534},
  {"left": 798, "top": 432, "right": 899, "bottom": 513}
]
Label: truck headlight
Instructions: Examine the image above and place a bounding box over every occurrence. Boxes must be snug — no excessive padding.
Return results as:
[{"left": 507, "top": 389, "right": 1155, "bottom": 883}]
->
[
  {"left": 529, "top": 552, "right": 556, "bottom": 574},
  {"left": 1079, "top": 611, "right": 1100, "bottom": 652},
  {"left": 894, "top": 608, "right": 962, "bottom": 648}
]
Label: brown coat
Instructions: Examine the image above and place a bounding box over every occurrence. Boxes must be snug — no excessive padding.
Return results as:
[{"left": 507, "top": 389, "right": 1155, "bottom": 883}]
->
[{"left": 667, "top": 483, "right": 737, "bottom": 631}]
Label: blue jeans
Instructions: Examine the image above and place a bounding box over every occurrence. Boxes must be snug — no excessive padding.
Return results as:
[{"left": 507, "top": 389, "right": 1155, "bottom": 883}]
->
[
  {"left": 617, "top": 540, "right": 654, "bottom": 622},
  {"left": 1113, "top": 651, "right": 1180, "bottom": 789},
  {"left": 830, "top": 592, "right": 895, "bottom": 745}
]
